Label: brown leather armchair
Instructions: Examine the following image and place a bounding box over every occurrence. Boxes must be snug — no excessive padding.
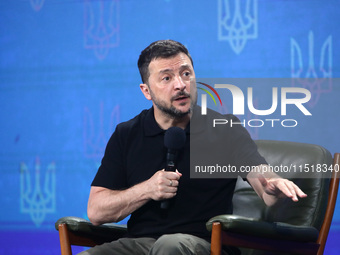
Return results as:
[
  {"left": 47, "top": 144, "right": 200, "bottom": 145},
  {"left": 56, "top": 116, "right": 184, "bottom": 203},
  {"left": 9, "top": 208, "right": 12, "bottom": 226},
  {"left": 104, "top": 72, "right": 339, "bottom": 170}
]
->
[{"left": 55, "top": 140, "right": 339, "bottom": 255}]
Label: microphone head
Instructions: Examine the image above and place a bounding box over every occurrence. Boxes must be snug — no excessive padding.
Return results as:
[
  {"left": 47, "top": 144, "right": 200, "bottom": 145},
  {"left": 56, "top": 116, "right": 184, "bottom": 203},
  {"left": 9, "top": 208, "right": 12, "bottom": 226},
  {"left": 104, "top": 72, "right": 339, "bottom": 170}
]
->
[{"left": 164, "top": 127, "right": 186, "bottom": 150}]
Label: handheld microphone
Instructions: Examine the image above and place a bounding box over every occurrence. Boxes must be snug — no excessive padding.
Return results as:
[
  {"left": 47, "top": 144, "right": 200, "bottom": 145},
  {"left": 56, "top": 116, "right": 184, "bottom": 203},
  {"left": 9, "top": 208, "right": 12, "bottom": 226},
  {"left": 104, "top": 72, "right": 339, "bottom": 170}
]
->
[{"left": 160, "top": 126, "right": 186, "bottom": 209}]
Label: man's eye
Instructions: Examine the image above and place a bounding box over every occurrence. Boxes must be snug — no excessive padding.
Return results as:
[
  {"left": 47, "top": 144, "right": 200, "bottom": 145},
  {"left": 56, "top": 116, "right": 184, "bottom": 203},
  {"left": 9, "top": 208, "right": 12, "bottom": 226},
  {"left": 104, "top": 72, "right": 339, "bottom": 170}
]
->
[
  {"left": 182, "top": 71, "right": 191, "bottom": 79},
  {"left": 162, "top": 76, "right": 170, "bottom": 81}
]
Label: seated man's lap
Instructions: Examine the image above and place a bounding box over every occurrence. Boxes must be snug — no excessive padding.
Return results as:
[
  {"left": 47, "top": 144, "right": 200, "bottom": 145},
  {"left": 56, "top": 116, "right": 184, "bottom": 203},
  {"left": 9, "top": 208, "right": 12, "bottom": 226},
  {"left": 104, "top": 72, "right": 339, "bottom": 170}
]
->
[
  {"left": 77, "top": 237, "right": 156, "bottom": 255},
  {"left": 150, "top": 233, "right": 211, "bottom": 255},
  {"left": 78, "top": 233, "right": 211, "bottom": 255}
]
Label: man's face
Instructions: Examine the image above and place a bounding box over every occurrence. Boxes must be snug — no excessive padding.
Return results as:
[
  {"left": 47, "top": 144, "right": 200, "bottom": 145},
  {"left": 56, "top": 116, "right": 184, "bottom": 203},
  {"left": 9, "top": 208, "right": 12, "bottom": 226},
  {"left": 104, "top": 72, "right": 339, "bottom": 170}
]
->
[{"left": 142, "top": 53, "right": 197, "bottom": 119}]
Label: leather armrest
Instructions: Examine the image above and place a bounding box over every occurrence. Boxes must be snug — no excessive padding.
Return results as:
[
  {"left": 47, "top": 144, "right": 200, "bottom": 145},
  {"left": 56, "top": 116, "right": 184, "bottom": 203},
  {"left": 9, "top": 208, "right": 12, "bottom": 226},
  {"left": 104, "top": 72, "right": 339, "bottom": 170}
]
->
[
  {"left": 206, "top": 215, "right": 319, "bottom": 242},
  {"left": 55, "top": 216, "right": 127, "bottom": 239}
]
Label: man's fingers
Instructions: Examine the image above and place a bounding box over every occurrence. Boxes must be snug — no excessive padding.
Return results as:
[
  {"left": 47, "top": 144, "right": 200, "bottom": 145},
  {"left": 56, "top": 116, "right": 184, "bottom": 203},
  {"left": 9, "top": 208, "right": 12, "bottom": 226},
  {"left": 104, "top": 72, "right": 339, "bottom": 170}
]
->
[
  {"left": 285, "top": 181, "right": 308, "bottom": 200},
  {"left": 286, "top": 183, "right": 298, "bottom": 201},
  {"left": 273, "top": 180, "right": 307, "bottom": 202},
  {"left": 168, "top": 179, "right": 179, "bottom": 187},
  {"left": 258, "top": 174, "right": 268, "bottom": 187},
  {"left": 296, "top": 187, "right": 307, "bottom": 198},
  {"left": 165, "top": 171, "right": 182, "bottom": 180},
  {"left": 150, "top": 170, "right": 182, "bottom": 201}
]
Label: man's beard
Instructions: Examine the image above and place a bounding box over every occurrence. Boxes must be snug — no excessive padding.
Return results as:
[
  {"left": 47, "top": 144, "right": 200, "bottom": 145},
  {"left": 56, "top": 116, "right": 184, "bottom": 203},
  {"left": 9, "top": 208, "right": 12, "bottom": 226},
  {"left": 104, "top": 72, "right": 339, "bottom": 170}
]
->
[{"left": 150, "top": 90, "right": 197, "bottom": 119}]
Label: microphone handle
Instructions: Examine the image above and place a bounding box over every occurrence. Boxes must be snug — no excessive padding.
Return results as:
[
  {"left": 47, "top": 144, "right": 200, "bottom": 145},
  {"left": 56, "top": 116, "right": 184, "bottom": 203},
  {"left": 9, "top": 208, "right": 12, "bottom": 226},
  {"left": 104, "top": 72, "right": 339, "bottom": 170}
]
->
[
  {"left": 165, "top": 161, "right": 176, "bottom": 171},
  {"left": 160, "top": 200, "right": 170, "bottom": 209},
  {"left": 161, "top": 159, "right": 176, "bottom": 209}
]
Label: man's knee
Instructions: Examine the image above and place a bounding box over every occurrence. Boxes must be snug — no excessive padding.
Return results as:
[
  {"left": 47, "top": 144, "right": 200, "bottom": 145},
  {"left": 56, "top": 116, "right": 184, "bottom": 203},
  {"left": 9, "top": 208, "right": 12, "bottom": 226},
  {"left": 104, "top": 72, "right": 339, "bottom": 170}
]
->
[
  {"left": 150, "top": 233, "right": 210, "bottom": 255},
  {"left": 156, "top": 234, "right": 187, "bottom": 248}
]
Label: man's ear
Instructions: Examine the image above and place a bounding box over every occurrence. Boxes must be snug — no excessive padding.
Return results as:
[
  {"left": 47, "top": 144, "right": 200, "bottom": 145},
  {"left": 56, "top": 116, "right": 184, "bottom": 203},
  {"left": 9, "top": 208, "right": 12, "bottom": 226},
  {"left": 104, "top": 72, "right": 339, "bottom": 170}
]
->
[{"left": 140, "top": 83, "right": 152, "bottom": 100}]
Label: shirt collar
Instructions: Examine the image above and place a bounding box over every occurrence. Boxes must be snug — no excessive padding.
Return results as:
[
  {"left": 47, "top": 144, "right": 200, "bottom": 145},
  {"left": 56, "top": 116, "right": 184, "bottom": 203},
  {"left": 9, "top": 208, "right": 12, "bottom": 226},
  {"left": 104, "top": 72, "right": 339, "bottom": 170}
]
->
[{"left": 144, "top": 107, "right": 165, "bottom": 136}]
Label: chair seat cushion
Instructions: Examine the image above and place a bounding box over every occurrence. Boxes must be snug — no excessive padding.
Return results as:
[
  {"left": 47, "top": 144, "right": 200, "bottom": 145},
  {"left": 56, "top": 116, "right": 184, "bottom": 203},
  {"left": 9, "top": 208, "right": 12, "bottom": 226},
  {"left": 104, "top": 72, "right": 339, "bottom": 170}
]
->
[{"left": 206, "top": 215, "right": 319, "bottom": 242}]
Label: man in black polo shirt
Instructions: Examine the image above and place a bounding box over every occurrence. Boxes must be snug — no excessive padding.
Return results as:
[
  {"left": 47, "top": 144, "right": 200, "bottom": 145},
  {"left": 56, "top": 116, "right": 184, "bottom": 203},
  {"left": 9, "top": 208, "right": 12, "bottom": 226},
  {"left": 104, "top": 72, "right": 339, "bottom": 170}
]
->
[{"left": 81, "top": 40, "right": 306, "bottom": 255}]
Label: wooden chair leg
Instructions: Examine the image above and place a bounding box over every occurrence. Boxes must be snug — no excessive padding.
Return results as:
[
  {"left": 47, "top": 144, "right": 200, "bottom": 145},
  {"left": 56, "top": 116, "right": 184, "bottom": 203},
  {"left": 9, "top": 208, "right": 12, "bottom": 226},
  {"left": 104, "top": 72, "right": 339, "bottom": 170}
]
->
[
  {"left": 317, "top": 153, "right": 340, "bottom": 255},
  {"left": 211, "top": 222, "right": 222, "bottom": 255},
  {"left": 58, "top": 223, "right": 73, "bottom": 255}
]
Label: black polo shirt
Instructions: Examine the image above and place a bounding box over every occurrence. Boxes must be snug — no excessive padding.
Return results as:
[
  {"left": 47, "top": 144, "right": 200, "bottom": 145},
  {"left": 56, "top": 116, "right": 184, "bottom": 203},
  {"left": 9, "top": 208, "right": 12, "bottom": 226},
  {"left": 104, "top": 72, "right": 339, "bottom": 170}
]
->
[{"left": 92, "top": 106, "right": 266, "bottom": 239}]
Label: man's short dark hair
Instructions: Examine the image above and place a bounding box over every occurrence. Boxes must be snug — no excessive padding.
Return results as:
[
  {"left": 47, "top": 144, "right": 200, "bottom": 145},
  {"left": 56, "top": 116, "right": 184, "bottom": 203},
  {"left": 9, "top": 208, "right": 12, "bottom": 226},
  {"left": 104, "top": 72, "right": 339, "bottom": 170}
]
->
[{"left": 137, "top": 40, "right": 193, "bottom": 84}]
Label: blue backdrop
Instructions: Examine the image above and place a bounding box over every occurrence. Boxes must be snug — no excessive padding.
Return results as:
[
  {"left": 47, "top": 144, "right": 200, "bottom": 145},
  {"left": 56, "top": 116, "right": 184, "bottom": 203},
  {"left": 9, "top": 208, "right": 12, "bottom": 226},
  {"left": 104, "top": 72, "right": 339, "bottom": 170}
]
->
[{"left": 1, "top": 0, "right": 339, "bottom": 254}]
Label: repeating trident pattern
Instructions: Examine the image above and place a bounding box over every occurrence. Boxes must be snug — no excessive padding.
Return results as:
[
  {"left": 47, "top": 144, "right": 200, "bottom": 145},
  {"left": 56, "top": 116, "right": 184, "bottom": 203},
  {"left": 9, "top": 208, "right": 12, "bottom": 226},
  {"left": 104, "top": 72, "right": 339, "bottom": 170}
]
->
[
  {"left": 84, "top": 0, "right": 120, "bottom": 60},
  {"left": 20, "top": 158, "right": 56, "bottom": 227},
  {"left": 290, "top": 31, "right": 333, "bottom": 107},
  {"left": 84, "top": 102, "right": 120, "bottom": 159},
  {"left": 30, "top": 0, "right": 45, "bottom": 11},
  {"left": 218, "top": 0, "right": 258, "bottom": 54}
]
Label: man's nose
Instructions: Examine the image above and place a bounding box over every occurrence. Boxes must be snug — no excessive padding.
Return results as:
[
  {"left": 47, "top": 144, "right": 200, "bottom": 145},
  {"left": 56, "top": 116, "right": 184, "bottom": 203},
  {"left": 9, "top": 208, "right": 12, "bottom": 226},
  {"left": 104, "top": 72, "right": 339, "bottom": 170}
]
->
[{"left": 173, "top": 76, "right": 186, "bottom": 90}]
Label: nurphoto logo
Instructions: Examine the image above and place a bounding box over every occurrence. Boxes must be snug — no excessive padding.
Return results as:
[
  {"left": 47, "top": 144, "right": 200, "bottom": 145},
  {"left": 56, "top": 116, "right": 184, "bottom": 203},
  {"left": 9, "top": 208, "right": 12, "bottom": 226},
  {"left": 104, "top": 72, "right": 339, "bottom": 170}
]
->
[{"left": 195, "top": 78, "right": 312, "bottom": 128}]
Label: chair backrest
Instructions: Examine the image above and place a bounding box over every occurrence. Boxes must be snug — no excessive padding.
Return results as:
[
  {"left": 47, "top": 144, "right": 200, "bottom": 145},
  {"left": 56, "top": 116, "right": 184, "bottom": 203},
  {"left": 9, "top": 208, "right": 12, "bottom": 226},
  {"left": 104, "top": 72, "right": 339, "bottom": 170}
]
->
[{"left": 232, "top": 140, "right": 333, "bottom": 230}]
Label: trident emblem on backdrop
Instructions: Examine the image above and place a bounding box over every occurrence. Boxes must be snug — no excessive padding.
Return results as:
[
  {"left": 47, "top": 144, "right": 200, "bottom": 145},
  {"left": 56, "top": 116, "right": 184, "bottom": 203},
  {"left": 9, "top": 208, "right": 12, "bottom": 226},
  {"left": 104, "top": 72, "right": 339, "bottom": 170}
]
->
[
  {"left": 290, "top": 31, "right": 333, "bottom": 107},
  {"left": 217, "top": 0, "right": 258, "bottom": 54},
  {"left": 84, "top": 103, "right": 120, "bottom": 159},
  {"left": 20, "top": 158, "right": 56, "bottom": 227},
  {"left": 30, "top": 0, "right": 45, "bottom": 11},
  {"left": 84, "top": 0, "right": 120, "bottom": 60}
]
